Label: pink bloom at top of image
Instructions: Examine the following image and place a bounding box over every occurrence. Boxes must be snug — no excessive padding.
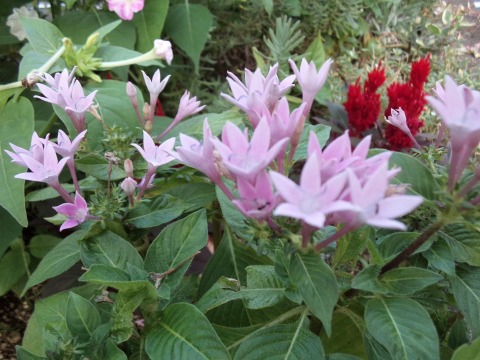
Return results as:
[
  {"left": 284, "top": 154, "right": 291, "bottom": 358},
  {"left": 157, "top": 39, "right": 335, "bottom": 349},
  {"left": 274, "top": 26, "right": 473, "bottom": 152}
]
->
[
  {"left": 270, "top": 153, "right": 354, "bottom": 229},
  {"left": 174, "top": 91, "right": 205, "bottom": 122},
  {"left": 106, "top": 0, "right": 144, "bottom": 21},
  {"left": 142, "top": 69, "right": 170, "bottom": 99},
  {"left": 6, "top": 132, "right": 49, "bottom": 168},
  {"left": 131, "top": 131, "right": 175, "bottom": 170},
  {"left": 336, "top": 163, "right": 423, "bottom": 230},
  {"left": 154, "top": 39, "right": 173, "bottom": 65},
  {"left": 289, "top": 58, "right": 333, "bottom": 109},
  {"left": 233, "top": 171, "right": 280, "bottom": 219},
  {"left": 53, "top": 192, "right": 90, "bottom": 231},
  {"left": 212, "top": 118, "right": 289, "bottom": 181},
  {"left": 170, "top": 119, "right": 221, "bottom": 182},
  {"left": 53, "top": 130, "right": 87, "bottom": 158},
  {"left": 15, "top": 142, "right": 69, "bottom": 186},
  {"left": 221, "top": 64, "right": 295, "bottom": 127}
]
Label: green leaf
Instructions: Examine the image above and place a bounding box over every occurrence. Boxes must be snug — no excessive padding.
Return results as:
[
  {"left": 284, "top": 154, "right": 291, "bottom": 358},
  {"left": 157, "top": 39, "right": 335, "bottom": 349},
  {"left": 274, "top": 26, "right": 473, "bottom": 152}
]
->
[
  {"left": 304, "top": 33, "right": 326, "bottom": 68},
  {"left": 320, "top": 307, "right": 366, "bottom": 358},
  {"left": 289, "top": 252, "right": 338, "bottom": 335},
  {"left": 0, "top": 206, "right": 22, "bottom": 258},
  {"left": 451, "top": 336, "right": 480, "bottom": 360},
  {"left": 242, "top": 265, "right": 286, "bottom": 309},
  {"left": 0, "top": 97, "right": 34, "bottom": 226},
  {"left": 234, "top": 322, "right": 325, "bottom": 360},
  {"left": 378, "top": 232, "right": 429, "bottom": 263},
  {"left": 16, "top": 346, "right": 47, "bottom": 360},
  {"left": 364, "top": 331, "right": 392, "bottom": 360},
  {"left": 333, "top": 226, "right": 374, "bottom": 267},
  {"left": 19, "top": 18, "right": 64, "bottom": 54},
  {"left": 18, "top": 51, "right": 66, "bottom": 79},
  {"left": 0, "top": 246, "right": 30, "bottom": 296},
  {"left": 66, "top": 292, "right": 101, "bottom": 341},
  {"left": 351, "top": 265, "right": 389, "bottom": 294},
  {"left": 163, "top": 182, "right": 216, "bottom": 210},
  {"left": 29, "top": 235, "right": 62, "bottom": 258},
  {"left": 133, "top": 0, "right": 169, "bottom": 53},
  {"left": 110, "top": 290, "right": 148, "bottom": 343},
  {"left": 261, "top": 0, "right": 274, "bottom": 15},
  {"left": 423, "top": 238, "right": 455, "bottom": 275},
  {"left": 25, "top": 184, "right": 76, "bottom": 202},
  {"left": 449, "top": 266, "right": 480, "bottom": 337},
  {"left": 440, "top": 224, "right": 480, "bottom": 266},
  {"left": 80, "top": 231, "right": 143, "bottom": 270},
  {"left": 294, "top": 124, "right": 330, "bottom": 161},
  {"left": 196, "top": 277, "right": 243, "bottom": 313},
  {"left": 144, "top": 209, "right": 208, "bottom": 290},
  {"left": 22, "top": 231, "right": 82, "bottom": 295},
  {"left": 74, "top": 153, "right": 126, "bottom": 180},
  {"left": 379, "top": 267, "right": 443, "bottom": 295},
  {"left": 198, "top": 226, "right": 272, "bottom": 296},
  {"left": 164, "top": 3, "right": 213, "bottom": 73},
  {"left": 145, "top": 303, "right": 230, "bottom": 359},
  {"left": 125, "top": 194, "right": 188, "bottom": 228},
  {"left": 365, "top": 297, "right": 439, "bottom": 360}
]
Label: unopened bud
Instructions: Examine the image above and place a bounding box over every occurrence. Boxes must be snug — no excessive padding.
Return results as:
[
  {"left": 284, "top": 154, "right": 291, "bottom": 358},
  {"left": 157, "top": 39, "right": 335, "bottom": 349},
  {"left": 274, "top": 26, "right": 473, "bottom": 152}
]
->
[
  {"left": 145, "top": 120, "right": 152, "bottom": 133},
  {"left": 25, "top": 70, "right": 44, "bottom": 87},
  {"left": 126, "top": 82, "right": 137, "bottom": 99},
  {"left": 85, "top": 32, "right": 99, "bottom": 49},
  {"left": 124, "top": 159, "right": 134, "bottom": 178},
  {"left": 121, "top": 177, "right": 137, "bottom": 197},
  {"left": 143, "top": 102, "right": 150, "bottom": 119}
]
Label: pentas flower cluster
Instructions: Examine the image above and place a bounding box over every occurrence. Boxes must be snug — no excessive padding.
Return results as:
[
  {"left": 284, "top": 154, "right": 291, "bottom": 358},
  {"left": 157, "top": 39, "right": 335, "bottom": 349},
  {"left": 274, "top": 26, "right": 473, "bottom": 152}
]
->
[
  {"left": 35, "top": 68, "right": 97, "bottom": 133},
  {"left": 170, "top": 59, "right": 423, "bottom": 247},
  {"left": 6, "top": 130, "right": 92, "bottom": 231}
]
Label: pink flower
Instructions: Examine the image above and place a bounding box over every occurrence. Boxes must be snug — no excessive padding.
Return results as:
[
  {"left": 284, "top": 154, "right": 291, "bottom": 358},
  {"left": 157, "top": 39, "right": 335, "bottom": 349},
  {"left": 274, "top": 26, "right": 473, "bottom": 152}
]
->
[
  {"left": 154, "top": 39, "right": 173, "bottom": 65},
  {"left": 142, "top": 69, "right": 170, "bottom": 100},
  {"left": 212, "top": 118, "right": 289, "bottom": 181},
  {"left": 6, "top": 132, "right": 49, "bottom": 168},
  {"left": 386, "top": 108, "right": 409, "bottom": 134},
  {"left": 426, "top": 76, "right": 480, "bottom": 190},
  {"left": 335, "top": 164, "right": 423, "bottom": 230},
  {"left": 270, "top": 153, "right": 353, "bottom": 228},
  {"left": 262, "top": 97, "right": 305, "bottom": 145},
  {"left": 233, "top": 171, "right": 280, "bottom": 219},
  {"left": 221, "top": 64, "right": 295, "bottom": 127},
  {"left": 106, "top": 0, "right": 144, "bottom": 21},
  {"left": 131, "top": 131, "right": 175, "bottom": 171},
  {"left": 53, "top": 130, "right": 86, "bottom": 158},
  {"left": 170, "top": 119, "right": 221, "bottom": 183},
  {"left": 289, "top": 58, "right": 333, "bottom": 113},
  {"left": 53, "top": 192, "right": 90, "bottom": 231}
]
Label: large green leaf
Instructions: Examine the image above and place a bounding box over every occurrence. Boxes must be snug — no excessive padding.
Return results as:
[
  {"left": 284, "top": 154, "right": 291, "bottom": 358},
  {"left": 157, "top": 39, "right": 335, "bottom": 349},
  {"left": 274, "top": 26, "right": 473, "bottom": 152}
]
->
[
  {"left": 144, "top": 209, "right": 208, "bottom": 290},
  {"left": 234, "top": 322, "right": 325, "bottom": 360},
  {"left": 19, "top": 18, "right": 63, "bottom": 54},
  {"left": 449, "top": 266, "right": 480, "bottom": 337},
  {"left": 145, "top": 303, "right": 230, "bottom": 359},
  {"left": 289, "top": 252, "right": 338, "bottom": 335},
  {"left": 379, "top": 267, "right": 443, "bottom": 295},
  {"left": 451, "top": 336, "right": 480, "bottom": 360},
  {"left": 440, "top": 224, "right": 480, "bottom": 266},
  {"left": 0, "top": 243, "right": 30, "bottom": 296},
  {"left": 378, "top": 232, "right": 428, "bottom": 263},
  {"left": 66, "top": 292, "right": 101, "bottom": 342},
  {"left": 80, "top": 230, "right": 143, "bottom": 270},
  {"left": 0, "top": 97, "right": 34, "bottom": 226},
  {"left": 22, "top": 231, "right": 82, "bottom": 295},
  {"left": 365, "top": 297, "right": 439, "bottom": 360},
  {"left": 125, "top": 194, "right": 188, "bottom": 228},
  {"left": 294, "top": 124, "right": 330, "bottom": 161},
  {"left": 18, "top": 51, "right": 66, "bottom": 79},
  {"left": 351, "top": 265, "right": 389, "bottom": 294},
  {"left": 163, "top": 3, "right": 213, "bottom": 73},
  {"left": 74, "top": 153, "right": 126, "bottom": 181},
  {"left": 133, "top": 0, "right": 169, "bottom": 53},
  {"left": 198, "top": 226, "right": 272, "bottom": 296},
  {"left": 423, "top": 237, "right": 455, "bottom": 275},
  {"left": 0, "top": 206, "right": 22, "bottom": 258},
  {"left": 242, "top": 265, "right": 286, "bottom": 309}
]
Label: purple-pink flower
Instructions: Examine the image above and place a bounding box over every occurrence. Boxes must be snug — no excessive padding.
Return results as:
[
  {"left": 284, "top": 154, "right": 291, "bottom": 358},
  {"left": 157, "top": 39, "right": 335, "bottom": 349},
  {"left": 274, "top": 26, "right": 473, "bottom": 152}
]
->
[
  {"left": 5, "top": 132, "right": 49, "bottom": 168},
  {"left": 106, "top": 0, "right": 144, "bottom": 21},
  {"left": 212, "top": 118, "right": 289, "bottom": 181},
  {"left": 53, "top": 192, "right": 90, "bottom": 231},
  {"left": 131, "top": 131, "right": 175, "bottom": 171}
]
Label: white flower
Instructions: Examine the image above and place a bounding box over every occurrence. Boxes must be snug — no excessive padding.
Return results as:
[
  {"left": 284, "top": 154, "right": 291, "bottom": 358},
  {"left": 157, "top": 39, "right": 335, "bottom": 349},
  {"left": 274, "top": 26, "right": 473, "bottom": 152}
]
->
[
  {"left": 154, "top": 39, "right": 173, "bottom": 65},
  {"left": 6, "top": 6, "right": 39, "bottom": 41}
]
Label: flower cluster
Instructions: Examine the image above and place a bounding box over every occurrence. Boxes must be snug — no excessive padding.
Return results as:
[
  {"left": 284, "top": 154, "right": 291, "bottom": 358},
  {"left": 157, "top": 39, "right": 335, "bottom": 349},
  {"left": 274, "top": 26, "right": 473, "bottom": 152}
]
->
[
  {"left": 5, "top": 130, "right": 91, "bottom": 231},
  {"left": 344, "top": 64, "right": 386, "bottom": 136},
  {"left": 35, "top": 68, "right": 97, "bottom": 133},
  {"left": 384, "top": 55, "right": 431, "bottom": 149}
]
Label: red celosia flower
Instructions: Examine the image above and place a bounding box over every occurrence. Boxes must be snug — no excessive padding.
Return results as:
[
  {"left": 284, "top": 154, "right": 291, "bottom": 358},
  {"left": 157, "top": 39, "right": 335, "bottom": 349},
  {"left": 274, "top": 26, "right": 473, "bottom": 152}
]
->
[
  {"left": 155, "top": 99, "right": 165, "bottom": 116},
  {"left": 385, "top": 55, "right": 430, "bottom": 150},
  {"left": 344, "top": 65, "right": 386, "bottom": 136}
]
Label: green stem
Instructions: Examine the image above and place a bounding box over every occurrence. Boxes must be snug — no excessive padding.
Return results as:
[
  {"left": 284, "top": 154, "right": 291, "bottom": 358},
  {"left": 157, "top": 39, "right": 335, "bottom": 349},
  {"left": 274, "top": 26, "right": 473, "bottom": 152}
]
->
[
  {"left": 226, "top": 306, "right": 306, "bottom": 351},
  {"left": 99, "top": 50, "right": 156, "bottom": 69},
  {"left": 380, "top": 218, "right": 446, "bottom": 274},
  {"left": 39, "top": 112, "right": 58, "bottom": 137}
]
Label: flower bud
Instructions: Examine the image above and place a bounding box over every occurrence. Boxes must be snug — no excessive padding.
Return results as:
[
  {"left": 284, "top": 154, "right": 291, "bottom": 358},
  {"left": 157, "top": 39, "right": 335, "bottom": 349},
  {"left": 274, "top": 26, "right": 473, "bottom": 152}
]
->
[
  {"left": 153, "top": 39, "right": 173, "bottom": 65},
  {"left": 126, "top": 82, "right": 137, "bottom": 98},
  {"left": 143, "top": 103, "right": 150, "bottom": 120},
  {"left": 121, "top": 177, "right": 137, "bottom": 197},
  {"left": 124, "top": 159, "right": 134, "bottom": 178},
  {"left": 145, "top": 120, "right": 153, "bottom": 133}
]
